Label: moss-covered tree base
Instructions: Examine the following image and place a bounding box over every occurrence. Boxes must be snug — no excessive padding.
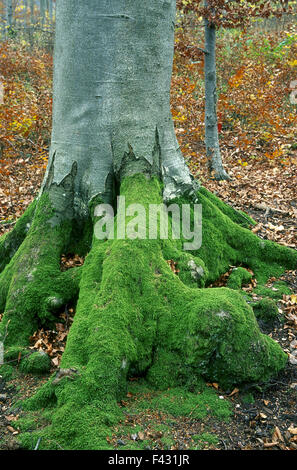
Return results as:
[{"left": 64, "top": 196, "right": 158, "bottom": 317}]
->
[{"left": 0, "top": 174, "right": 296, "bottom": 449}]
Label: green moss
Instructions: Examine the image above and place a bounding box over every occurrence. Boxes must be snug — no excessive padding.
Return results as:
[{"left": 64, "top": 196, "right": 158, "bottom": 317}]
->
[
  {"left": 252, "top": 298, "right": 279, "bottom": 322},
  {"left": 149, "top": 283, "right": 287, "bottom": 389},
  {"left": 2, "top": 174, "right": 296, "bottom": 449},
  {"left": 17, "top": 413, "right": 49, "bottom": 433},
  {"left": 20, "top": 351, "right": 51, "bottom": 374},
  {"left": 227, "top": 267, "right": 253, "bottom": 290},
  {"left": 126, "top": 381, "right": 231, "bottom": 421},
  {"left": 173, "top": 187, "right": 297, "bottom": 284},
  {"left": 254, "top": 281, "right": 292, "bottom": 300},
  {"left": 0, "top": 363, "right": 16, "bottom": 380},
  {"left": 4, "top": 346, "right": 27, "bottom": 362},
  {"left": 22, "top": 378, "right": 57, "bottom": 410},
  {"left": 0, "top": 200, "right": 37, "bottom": 274},
  {"left": 192, "top": 432, "right": 219, "bottom": 449},
  {"left": 199, "top": 187, "right": 256, "bottom": 228},
  {"left": 241, "top": 392, "right": 255, "bottom": 404},
  {"left": 0, "top": 192, "right": 79, "bottom": 347},
  {"left": 68, "top": 216, "right": 93, "bottom": 257},
  {"left": 160, "top": 436, "right": 175, "bottom": 450}
]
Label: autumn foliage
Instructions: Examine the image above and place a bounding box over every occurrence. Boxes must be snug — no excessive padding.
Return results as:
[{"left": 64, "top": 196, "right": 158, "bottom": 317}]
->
[
  {"left": 0, "top": 17, "right": 296, "bottom": 231},
  {"left": 0, "top": 40, "right": 52, "bottom": 226},
  {"left": 171, "top": 17, "right": 297, "bottom": 173}
]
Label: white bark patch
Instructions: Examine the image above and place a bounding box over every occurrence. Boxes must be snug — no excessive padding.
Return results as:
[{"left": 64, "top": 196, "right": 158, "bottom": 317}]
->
[
  {"left": 187, "top": 259, "right": 204, "bottom": 280},
  {"left": 216, "top": 311, "right": 230, "bottom": 319},
  {"left": 27, "top": 267, "right": 37, "bottom": 282}
]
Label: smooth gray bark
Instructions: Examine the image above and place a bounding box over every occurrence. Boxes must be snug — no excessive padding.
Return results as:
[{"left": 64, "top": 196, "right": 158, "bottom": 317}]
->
[
  {"left": 5, "top": 0, "right": 13, "bottom": 29},
  {"left": 40, "top": 0, "right": 46, "bottom": 26},
  {"left": 204, "top": 1, "right": 230, "bottom": 180},
  {"left": 30, "top": 0, "right": 35, "bottom": 26},
  {"left": 23, "top": 0, "right": 28, "bottom": 28},
  {"left": 41, "top": 0, "right": 197, "bottom": 218},
  {"left": 48, "top": 0, "right": 53, "bottom": 25}
]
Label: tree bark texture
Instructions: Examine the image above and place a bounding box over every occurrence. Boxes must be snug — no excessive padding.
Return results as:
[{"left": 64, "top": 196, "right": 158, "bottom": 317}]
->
[{"left": 42, "top": 0, "right": 197, "bottom": 218}]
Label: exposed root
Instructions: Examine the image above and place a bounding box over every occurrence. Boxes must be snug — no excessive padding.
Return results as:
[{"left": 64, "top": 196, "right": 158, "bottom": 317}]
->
[
  {"left": 52, "top": 368, "right": 80, "bottom": 385},
  {"left": 212, "top": 168, "right": 231, "bottom": 181},
  {"left": 0, "top": 201, "right": 37, "bottom": 274},
  {"left": 8, "top": 174, "right": 296, "bottom": 449},
  {"left": 0, "top": 194, "right": 80, "bottom": 352}
]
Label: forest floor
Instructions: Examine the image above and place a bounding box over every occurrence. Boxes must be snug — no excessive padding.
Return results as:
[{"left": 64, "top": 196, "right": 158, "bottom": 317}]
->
[{"left": 0, "top": 146, "right": 296, "bottom": 451}]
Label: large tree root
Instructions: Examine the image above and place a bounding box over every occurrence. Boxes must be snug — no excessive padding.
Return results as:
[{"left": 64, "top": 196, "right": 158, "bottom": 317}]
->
[
  {"left": 0, "top": 175, "right": 296, "bottom": 449},
  {"left": 0, "top": 200, "right": 37, "bottom": 274},
  {"left": 0, "top": 194, "right": 81, "bottom": 350}
]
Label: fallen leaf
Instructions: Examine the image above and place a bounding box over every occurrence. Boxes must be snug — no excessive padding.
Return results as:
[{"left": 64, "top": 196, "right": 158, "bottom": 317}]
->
[{"left": 288, "top": 426, "right": 297, "bottom": 435}]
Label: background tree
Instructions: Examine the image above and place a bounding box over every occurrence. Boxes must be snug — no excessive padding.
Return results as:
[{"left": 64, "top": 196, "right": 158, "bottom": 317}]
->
[
  {"left": 0, "top": 0, "right": 296, "bottom": 449},
  {"left": 177, "top": 0, "right": 289, "bottom": 180},
  {"left": 203, "top": 0, "right": 230, "bottom": 180},
  {"left": 5, "top": 0, "right": 13, "bottom": 35},
  {"left": 29, "top": 0, "right": 35, "bottom": 28},
  {"left": 0, "top": 0, "right": 55, "bottom": 41}
]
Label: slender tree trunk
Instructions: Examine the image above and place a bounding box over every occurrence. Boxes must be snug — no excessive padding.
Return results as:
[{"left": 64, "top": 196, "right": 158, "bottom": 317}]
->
[
  {"left": 204, "top": 1, "right": 230, "bottom": 180},
  {"left": 48, "top": 0, "right": 53, "bottom": 27},
  {"left": 5, "top": 0, "right": 13, "bottom": 31},
  {"left": 23, "top": 0, "right": 29, "bottom": 29},
  {"left": 30, "top": 0, "right": 34, "bottom": 25},
  {"left": 42, "top": 0, "right": 197, "bottom": 216},
  {"left": 40, "top": 0, "right": 46, "bottom": 27}
]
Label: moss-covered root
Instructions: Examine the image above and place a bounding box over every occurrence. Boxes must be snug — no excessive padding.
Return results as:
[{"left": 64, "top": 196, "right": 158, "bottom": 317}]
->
[
  {"left": 253, "top": 298, "right": 279, "bottom": 322},
  {"left": 0, "top": 193, "right": 80, "bottom": 349},
  {"left": 227, "top": 267, "right": 252, "bottom": 290},
  {"left": 192, "top": 187, "right": 297, "bottom": 284},
  {"left": 21, "top": 175, "right": 289, "bottom": 450},
  {"left": 0, "top": 200, "right": 37, "bottom": 274}
]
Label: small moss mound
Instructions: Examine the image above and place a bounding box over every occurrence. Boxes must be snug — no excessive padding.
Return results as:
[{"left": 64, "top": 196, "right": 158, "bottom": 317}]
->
[
  {"left": 192, "top": 432, "right": 219, "bottom": 449},
  {"left": 20, "top": 351, "right": 51, "bottom": 374},
  {"left": 253, "top": 298, "right": 279, "bottom": 322},
  {"left": 4, "top": 346, "right": 27, "bottom": 363},
  {"left": 227, "top": 267, "right": 253, "bottom": 290},
  {"left": 0, "top": 364, "right": 16, "bottom": 380}
]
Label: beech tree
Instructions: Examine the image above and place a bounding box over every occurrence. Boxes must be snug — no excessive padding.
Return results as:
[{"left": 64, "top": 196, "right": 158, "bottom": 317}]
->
[
  {"left": 203, "top": 0, "right": 230, "bottom": 180},
  {"left": 0, "top": 0, "right": 296, "bottom": 449}
]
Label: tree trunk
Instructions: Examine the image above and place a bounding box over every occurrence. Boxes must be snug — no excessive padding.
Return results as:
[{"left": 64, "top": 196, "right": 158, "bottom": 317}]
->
[
  {"left": 204, "top": 0, "right": 230, "bottom": 180},
  {"left": 42, "top": 0, "right": 197, "bottom": 213},
  {"left": 30, "top": 0, "right": 35, "bottom": 25},
  {"left": 0, "top": 0, "right": 296, "bottom": 450},
  {"left": 48, "top": 0, "right": 53, "bottom": 27},
  {"left": 23, "top": 0, "right": 28, "bottom": 28},
  {"left": 5, "top": 0, "right": 13, "bottom": 35},
  {"left": 40, "top": 0, "right": 46, "bottom": 27}
]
